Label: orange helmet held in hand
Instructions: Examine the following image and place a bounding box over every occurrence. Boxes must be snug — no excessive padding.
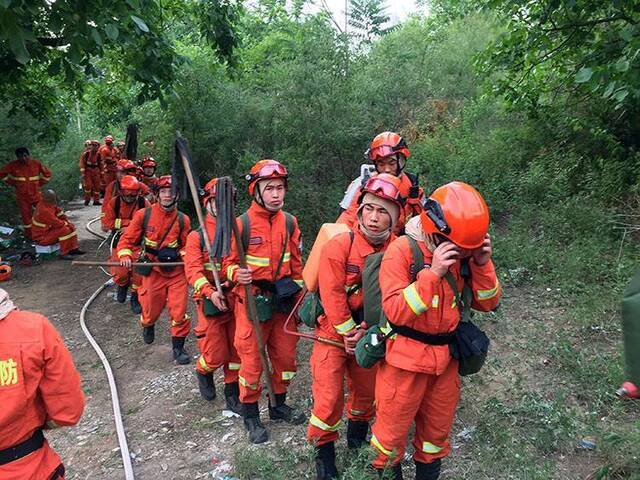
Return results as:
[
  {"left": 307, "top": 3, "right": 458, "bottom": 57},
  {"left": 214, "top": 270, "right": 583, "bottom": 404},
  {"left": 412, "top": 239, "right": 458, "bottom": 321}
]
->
[
  {"left": 421, "top": 181, "right": 489, "bottom": 249},
  {"left": 246, "top": 159, "right": 288, "bottom": 195},
  {"left": 120, "top": 175, "right": 140, "bottom": 195}
]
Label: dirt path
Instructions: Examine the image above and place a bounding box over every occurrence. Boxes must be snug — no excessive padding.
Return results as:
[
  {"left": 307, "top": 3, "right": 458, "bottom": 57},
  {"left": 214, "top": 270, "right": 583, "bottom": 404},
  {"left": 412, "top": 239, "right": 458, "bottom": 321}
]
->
[{"left": 2, "top": 200, "right": 631, "bottom": 480}]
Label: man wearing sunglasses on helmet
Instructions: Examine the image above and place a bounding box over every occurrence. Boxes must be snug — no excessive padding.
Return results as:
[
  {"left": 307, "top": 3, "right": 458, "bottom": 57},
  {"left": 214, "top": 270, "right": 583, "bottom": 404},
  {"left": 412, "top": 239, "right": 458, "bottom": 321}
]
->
[
  {"left": 370, "top": 182, "right": 501, "bottom": 480},
  {"left": 223, "top": 159, "right": 306, "bottom": 444},
  {"left": 338, "top": 132, "right": 424, "bottom": 234},
  {"left": 308, "top": 173, "right": 402, "bottom": 480}
]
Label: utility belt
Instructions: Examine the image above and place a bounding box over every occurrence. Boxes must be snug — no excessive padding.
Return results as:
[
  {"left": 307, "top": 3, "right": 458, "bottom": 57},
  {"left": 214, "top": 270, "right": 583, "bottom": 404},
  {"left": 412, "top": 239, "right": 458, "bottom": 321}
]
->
[
  {"left": 85, "top": 164, "right": 100, "bottom": 169},
  {"left": 137, "top": 246, "right": 180, "bottom": 275},
  {"left": 387, "top": 320, "right": 455, "bottom": 346},
  {"left": 244, "top": 277, "right": 301, "bottom": 322},
  {"left": 0, "top": 429, "right": 45, "bottom": 465}
]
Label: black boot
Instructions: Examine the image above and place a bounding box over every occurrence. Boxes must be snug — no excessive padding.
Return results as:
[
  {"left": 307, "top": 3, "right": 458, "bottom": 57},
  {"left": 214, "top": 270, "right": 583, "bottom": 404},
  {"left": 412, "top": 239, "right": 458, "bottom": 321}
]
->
[
  {"left": 93, "top": 200, "right": 102, "bottom": 206},
  {"left": 415, "top": 459, "right": 441, "bottom": 480},
  {"left": 130, "top": 292, "right": 142, "bottom": 314},
  {"left": 346, "top": 420, "right": 369, "bottom": 449},
  {"left": 197, "top": 371, "right": 216, "bottom": 401},
  {"left": 172, "top": 336, "right": 190, "bottom": 364},
  {"left": 116, "top": 284, "right": 129, "bottom": 303},
  {"left": 143, "top": 325, "right": 155, "bottom": 344},
  {"left": 315, "top": 441, "right": 338, "bottom": 480},
  {"left": 84, "top": 199, "right": 90, "bottom": 206},
  {"left": 377, "top": 463, "right": 403, "bottom": 480},
  {"left": 224, "top": 382, "right": 242, "bottom": 415},
  {"left": 268, "top": 392, "right": 306, "bottom": 425},
  {"left": 242, "top": 402, "right": 268, "bottom": 444}
]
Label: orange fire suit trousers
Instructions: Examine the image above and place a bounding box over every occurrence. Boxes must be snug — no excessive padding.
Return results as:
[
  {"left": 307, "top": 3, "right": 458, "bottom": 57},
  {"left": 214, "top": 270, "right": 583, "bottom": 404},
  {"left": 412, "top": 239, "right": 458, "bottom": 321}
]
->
[
  {"left": 109, "top": 250, "right": 141, "bottom": 292},
  {"left": 17, "top": 197, "right": 37, "bottom": 239},
  {"left": 370, "top": 360, "right": 460, "bottom": 468},
  {"left": 34, "top": 226, "right": 78, "bottom": 255},
  {"left": 194, "top": 299, "right": 240, "bottom": 383},
  {"left": 138, "top": 270, "right": 190, "bottom": 337},
  {"left": 307, "top": 341, "right": 377, "bottom": 446},
  {"left": 82, "top": 168, "right": 101, "bottom": 203},
  {"left": 233, "top": 297, "right": 299, "bottom": 403}
]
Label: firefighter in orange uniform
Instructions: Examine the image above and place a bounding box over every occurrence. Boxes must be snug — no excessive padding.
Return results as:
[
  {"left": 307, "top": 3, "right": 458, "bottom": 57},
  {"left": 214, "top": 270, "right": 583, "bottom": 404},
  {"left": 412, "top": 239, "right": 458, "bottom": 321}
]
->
[
  {"left": 79, "top": 140, "right": 103, "bottom": 206},
  {"left": 308, "top": 174, "right": 402, "bottom": 479},
  {"left": 116, "top": 141, "right": 126, "bottom": 160},
  {"left": 0, "top": 287, "right": 84, "bottom": 480},
  {"left": 102, "top": 175, "right": 149, "bottom": 314},
  {"left": 31, "top": 190, "right": 85, "bottom": 260},
  {"left": 140, "top": 157, "right": 159, "bottom": 203},
  {"left": 99, "top": 135, "right": 119, "bottom": 188},
  {"left": 370, "top": 182, "right": 501, "bottom": 480},
  {"left": 184, "top": 178, "right": 241, "bottom": 414},
  {"left": 0, "top": 147, "right": 51, "bottom": 240},
  {"left": 338, "top": 132, "right": 424, "bottom": 234},
  {"left": 117, "top": 176, "right": 192, "bottom": 364},
  {"left": 102, "top": 159, "right": 148, "bottom": 215},
  {"left": 222, "top": 160, "right": 306, "bottom": 443}
]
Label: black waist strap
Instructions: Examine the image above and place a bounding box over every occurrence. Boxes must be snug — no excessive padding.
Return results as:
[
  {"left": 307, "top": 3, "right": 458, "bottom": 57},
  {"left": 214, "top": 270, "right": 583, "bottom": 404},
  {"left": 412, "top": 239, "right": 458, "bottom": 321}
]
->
[
  {"left": 388, "top": 321, "right": 454, "bottom": 346},
  {"left": 0, "top": 429, "right": 45, "bottom": 465}
]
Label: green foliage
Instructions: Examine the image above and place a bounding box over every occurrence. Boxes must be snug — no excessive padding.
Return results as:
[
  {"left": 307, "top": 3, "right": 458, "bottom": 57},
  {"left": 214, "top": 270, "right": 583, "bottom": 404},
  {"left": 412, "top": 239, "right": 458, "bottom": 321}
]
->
[{"left": 348, "top": 0, "right": 391, "bottom": 44}]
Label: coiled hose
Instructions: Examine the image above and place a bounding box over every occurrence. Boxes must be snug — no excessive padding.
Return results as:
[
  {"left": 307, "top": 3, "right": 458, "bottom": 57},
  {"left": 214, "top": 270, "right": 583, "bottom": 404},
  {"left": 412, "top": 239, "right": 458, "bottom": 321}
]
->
[{"left": 81, "top": 217, "right": 135, "bottom": 480}]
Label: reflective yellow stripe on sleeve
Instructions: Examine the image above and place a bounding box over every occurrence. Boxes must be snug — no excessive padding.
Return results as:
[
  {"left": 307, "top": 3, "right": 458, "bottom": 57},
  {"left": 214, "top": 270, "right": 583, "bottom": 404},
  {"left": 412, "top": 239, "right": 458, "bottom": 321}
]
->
[
  {"left": 477, "top": 283, "right": 500, "bottom": 300},
  {"left": 144, "top": 238, "right": 158, "bottom": 247},
  {"left": 193, "top": 277, "right": 209, "bottom": 294},
  {"left": 118, "top": 248, "right": 134, "bottom": 258},
  {"left": 282, "top": 252, "right": 291, "bottom": 263},
  {"left": 309, "top": 415, "right": 342, "bottom": 432},
  {"left": 167, "top": 240, "right": 178, "bottom": 248},
  {"left": 227, "top": 265, "right": 239, "bottom": 280},
  {"left": 422, "top": 442, "right": 443, "bottom": 454},
  {"left": 32, "top": 220, "right": 46, "bottom": 228},
  {"left": 28, "top": 175, "right": 41, "bottom": 181},
  {"left": 114, "top": 218, "right": 122, "bottom": 229},
  {"left": 334, "top": 317, "right": 356, "bottom": 335},
  {"left": 402, "top": 282, "right": 428, "bottom": 315}
]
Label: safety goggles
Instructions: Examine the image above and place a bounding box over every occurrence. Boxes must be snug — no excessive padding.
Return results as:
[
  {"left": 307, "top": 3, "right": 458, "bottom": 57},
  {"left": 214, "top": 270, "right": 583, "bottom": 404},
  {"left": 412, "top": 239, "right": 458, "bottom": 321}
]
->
[
  {"left": 247, "top": 163, "right": 288, "bottom": 182},
  {"left": 424, "top": 198, "right": 451, "bottom": 235},
  {"left": 363, "top": 177, "right": 401, "bottom": 202},
  {"left": 366, "top": 137, "right": 408, "bottom": 161}
]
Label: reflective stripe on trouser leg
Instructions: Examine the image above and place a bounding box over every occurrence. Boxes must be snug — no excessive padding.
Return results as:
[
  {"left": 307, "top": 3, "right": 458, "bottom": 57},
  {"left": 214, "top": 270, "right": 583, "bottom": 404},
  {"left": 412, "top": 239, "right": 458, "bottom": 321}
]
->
[
  {"left": 268, "top": 312, "right": 298, "bottom": 394},
  {"left": 345, "top": 356, "right": 377, "bottom": 421},
  {"left": 370, "top": 362, "right": 426, "bottom": 469},
  {"left": 412, "top": 359, "right": 460, "bottom": 464},
  {"left": 307, "top": 340, "right": 347, "bottom": 446},
  {"left": 233, "top": 299, "right": 267, "bottom": 404},
  {"left": 167, "top": 273, "right": 189, "bottom": 337}
]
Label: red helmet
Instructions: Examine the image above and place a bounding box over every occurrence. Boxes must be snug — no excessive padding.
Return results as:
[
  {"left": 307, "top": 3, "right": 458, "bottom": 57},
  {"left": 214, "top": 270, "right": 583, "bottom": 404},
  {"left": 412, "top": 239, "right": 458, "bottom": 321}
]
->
[
  {"left": 201, "top": 178, "right": 218, "bottom": 206},
  {"left": 142, "top": 157, "right": 157, "bottom": 168},
  {"left": 358, "top": 173, "right": 403, "bottom": 208},
  {"left": 105, "top": 135, "right": 114, "bottom": 144},
  {"left": 366, "top": 132, "right": 410, "bottom": 162},
  {"left": 157, "top": 175, "right": 173, "bottom": 190},
  {"left": 0, "top": 264, "right": 11, "bottom": 282},
  {"left": 117, "top": 159, "right": 137, "bottom": 172},
  {"left": 246, "top": 159, "right": 288, "bottom": 195},
  {"left": 421, "top": 182, "right": 490, "bottom": 249},
  {"left": 120, "top": 175, "right": 140, "bottom": 194}
]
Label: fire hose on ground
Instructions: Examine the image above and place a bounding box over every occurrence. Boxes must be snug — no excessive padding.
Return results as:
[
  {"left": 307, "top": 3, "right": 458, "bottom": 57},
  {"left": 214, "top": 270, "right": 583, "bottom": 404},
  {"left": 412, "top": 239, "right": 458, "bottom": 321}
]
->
[{"left": 80, "top": 216, "right": 136, "bottom": 480}]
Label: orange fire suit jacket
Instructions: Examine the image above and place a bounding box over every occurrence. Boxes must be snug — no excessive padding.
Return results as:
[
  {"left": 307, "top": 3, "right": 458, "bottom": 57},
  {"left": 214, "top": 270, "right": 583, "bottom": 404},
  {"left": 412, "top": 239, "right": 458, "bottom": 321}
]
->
[
  {"left": 0, "top": 158, "right": 51, "bottom": 203},
  {"left": 185, "top": 215, "right": 227, "bottom": 300},
  {"left": 224, "top": 202, "right": 304, "bottom": 293},
  {"left": 0, "top": 308, "right": 84, "bottom": 479},
  {"left": 79, "top": 149, "right": 102, "bottom": 174},
  {"left": 317, "top": 228, "right": 395, "bottom": 340},
  {"left": 98, "top": 145, "right": 118, "bottom": 174},
  {"left": 338, "top": 172, "right": 424, "bottom": 234},
  {"left": 380, "top": 236, "right": 501, "bottom": 375},
  {"left": 31, "top": 203, "right": 72, "bottom": 237},
  {"left": 117, "top": 203, "right": 191, "bottom": 278},
  {"left": 101, "top": 196, "right": 150, "bottom": 232}
]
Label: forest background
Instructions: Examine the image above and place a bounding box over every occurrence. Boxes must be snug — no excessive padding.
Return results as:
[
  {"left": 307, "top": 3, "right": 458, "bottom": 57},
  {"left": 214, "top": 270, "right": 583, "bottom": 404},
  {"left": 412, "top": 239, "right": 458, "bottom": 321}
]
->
[{"left": 1, "top": 0, "right": 639, "bottom": 478}]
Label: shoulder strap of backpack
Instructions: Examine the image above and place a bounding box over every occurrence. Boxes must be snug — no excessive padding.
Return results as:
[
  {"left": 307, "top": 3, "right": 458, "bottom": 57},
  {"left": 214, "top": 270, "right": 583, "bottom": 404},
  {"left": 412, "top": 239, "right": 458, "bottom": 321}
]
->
[
  {"left": 444, "top": 258, "right": 472, "bottom": 323},
  {"left": 139, "top": 206, "right": 153, "bottom": 254},
  {"left": 406, "top": 236, "right": 424, "bottom": 282},
  {"left": 137, "top": 196, "right": 145, "bottom": 209},
  {"left": 284, "top": 211, "right": 295, "bottom": 238},
  {"left": 240, "top": 212, "right": 250, "bottom": 253},
  {"left": 274, "top": 212, "right": 296, "bottom": 280},
  {"left": 115, "top": 196, "right": 121, "bottom": 218}
]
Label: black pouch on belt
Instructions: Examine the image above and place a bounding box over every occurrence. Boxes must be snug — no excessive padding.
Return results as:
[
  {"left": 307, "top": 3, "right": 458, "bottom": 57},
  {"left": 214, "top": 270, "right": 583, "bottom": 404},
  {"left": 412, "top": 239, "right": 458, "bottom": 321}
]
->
[
  {"left": 273, "top": 277, "right": 302, "bottom": 313},
  {"left": 157, "top": 246, "right": 180, "bottom": 273}
]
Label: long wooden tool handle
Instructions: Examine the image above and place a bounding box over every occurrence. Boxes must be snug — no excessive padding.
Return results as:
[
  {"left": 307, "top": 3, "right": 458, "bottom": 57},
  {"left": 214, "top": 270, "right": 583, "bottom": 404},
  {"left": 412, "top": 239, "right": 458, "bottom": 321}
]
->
[
  {"left": 176, "top": 146, "right": 224, "bottom": 294},
  {"left": 72, "top": 261, "right": 184, "bottom": 267},
  {"left": 231, "top": 219, "right": 277, "bottom": 408}
]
